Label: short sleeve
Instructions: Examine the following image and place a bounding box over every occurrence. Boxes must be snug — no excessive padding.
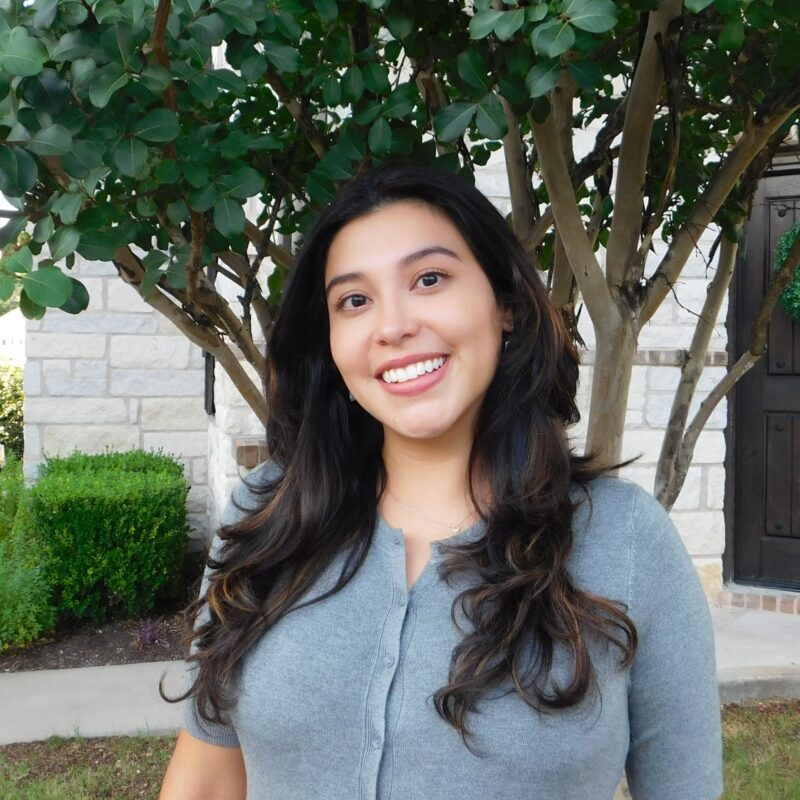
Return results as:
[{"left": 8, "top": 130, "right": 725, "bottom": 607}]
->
[
  {"left": 624, "top": 488, "right": 723, "bottom": 800},
  {"left": 180, "top": 460, "right": 282, "bottom": 747}
]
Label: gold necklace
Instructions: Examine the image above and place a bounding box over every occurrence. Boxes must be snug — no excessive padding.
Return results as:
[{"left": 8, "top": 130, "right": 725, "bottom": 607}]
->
[{"left": 386, "top": 488, "right": 477, "bottom": 533}]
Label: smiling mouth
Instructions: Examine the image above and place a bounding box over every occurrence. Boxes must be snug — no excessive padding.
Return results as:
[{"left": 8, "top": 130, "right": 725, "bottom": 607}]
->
[{"left": 381, "top": 356, "right": 448, "bottom": 384}]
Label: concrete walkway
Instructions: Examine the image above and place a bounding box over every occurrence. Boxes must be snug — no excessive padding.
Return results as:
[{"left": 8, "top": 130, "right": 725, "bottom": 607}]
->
[{"left": 1, "top": 604, "right": 799, "bottom": 745}]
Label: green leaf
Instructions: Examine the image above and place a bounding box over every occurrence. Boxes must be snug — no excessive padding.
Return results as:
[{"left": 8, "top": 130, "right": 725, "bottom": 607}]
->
[
  {"left": 719, "top": 19, "right": 745, "bottom": 50},
  {"left": 306, "top": 171, "right": 336, "bottom": 204},
  {"left": 337, "top": 126, "right": 366, "bottom": 161},
  {"left": 154, "top": 159, "right": 181, "bottom": 184},
  {"left": 526, "top": 4, "right": 549, "bottom": 22},
  {"left": 0, "top": 272, "right": 14, "bottom": 302},
  {"left": 26, "top": 124, "right": 73, "bottom": 156},
  {"left": 312, "top": 0, "right": 338, "bottom": 22},
  {"left": 457, "top": 50, "right": 491, "bottom": 92},
  {"left": 263, "top": 41, "right": 300, "bottom": 73},
  {"left": 321, "top": 74, "right": 342, "bottom": 106},
  {"left": 2, "top": 246, "right": 32, "bottom": 274},
  {"left": 368, "top": 117, "right": 392, "bottom": 154},
  {"left": 213, "top": 197, "right": 245, "bottom": 237},
  {"left": 183, "top": 162, "right": 210, "bottom": 188},
  {"left": 113, "top": 138, "right": 148, "bottom": 178},
  {"left": 0, "top": 147, "right": 37, "bottom": 197},
  {"left": 341, "top": 65, "right": 364, "bottom": 102},
  {"left": 21, "top": 69, "right": 70, "bottom": 115},
  {"left": 52, "top": 31, "right": 92, "bottom": 62},
  {"left": 19, "top": 289, "right": 46, "bottom": 320},
  {"left": 0, "top": 27, "right": 48, "bottom": 77},
  {"left": 684, "top": 0, "right": 713, "bottom": 11},
  {"left": 89, "top": 64, "right": 130, "bottom": 109},
  {"left": 189, "top": 183, "right": 219, "bottom": 212},
  {"left": 531, "top": 19, "right": 575, "bottom": 57},
  {"left": 475, "top": 92, "right": 507, "bottom": 138},
  {"left": 33, "top": 0, "right": 59, "bottom": 30},
  {"left": 33, "top": 215, "right": 54, "bottom": 244},
  {"left": 385, "top": 5, "right": 414, "bottom": 38},
  {"left": 219, "top": 167, "right": 263, "bottom": 198},
  {"left": 433, "top": 102, "right": 476, "bottom": 142},
  {"left": 76, "top": 231, "right": 117, "bottom": 261},
  {"left": 58, "top": 276, "right": 90, "bottom": 314},
  {"left": 49, "top": 226, "right": 81, "bottom": 261},
  {"left": 62, "top": 141, "right": 104, "bottom": 180},
  {"left": 495, "top": 9, "right": 525, "bottom": 40},
  {"left": 190, "top": 13, "right": 228, "bottom": 45},
  {"left": 22, "top": 266, "right": 73, "bottom": 307},
  {"left": 139, "top": 64, "right": 172, "bottom": 93},
  {"left": 567, "top": 59, "right": 604, "bottom": 91},
  {"left": 563, "top": 0, "right": 618, "bottom": 34},
  {"left": 132, "top": 109, "right": 181, "bottom": 142},
  {"left": 363, "top": 62, "right": 391, "bottom": 95},
  {"left": 526, "top": 60, "right": 561, "bottom": 97},
  {"left": 382, "top": 83, "right": 419, "bottom": 119},
  {"left": 469, "top": 9, "right": 503, "bottom": 39},
  {"left": 51, "top": 193, "right": 83, "bottom": 225}
]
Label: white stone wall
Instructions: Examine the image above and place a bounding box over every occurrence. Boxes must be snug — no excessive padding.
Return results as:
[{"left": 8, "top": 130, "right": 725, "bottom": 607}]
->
[
  {"left": 24, "top": 256, "right": 211, "bottom": 540},
  {"left": 0, "top": 307, "right": 25, "bottom": 366}
]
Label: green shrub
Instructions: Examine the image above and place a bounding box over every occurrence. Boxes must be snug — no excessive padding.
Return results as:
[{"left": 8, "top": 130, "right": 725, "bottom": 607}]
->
[
  {"left": 0, "top": 450, "right": 23, "bottom": 539},
  {"left": 0, "top": 365, "right": 23, "bottom": 459},
  {"left": 0, "top": 525, "right": 56, "bottom": 651},
  {"left": 18, "top": 449, "right": 189, "bottom": 625}
]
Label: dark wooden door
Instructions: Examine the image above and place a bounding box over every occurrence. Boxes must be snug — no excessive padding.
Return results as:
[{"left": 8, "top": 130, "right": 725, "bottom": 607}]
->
[{"left": 730, "top": 154, "right": 800, "bottom": 590}]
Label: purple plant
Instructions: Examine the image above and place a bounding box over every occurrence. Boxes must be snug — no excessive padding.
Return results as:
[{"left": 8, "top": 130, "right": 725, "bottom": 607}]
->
[{"left": 136, "top": 618, "right": 165, "bottom": 652}]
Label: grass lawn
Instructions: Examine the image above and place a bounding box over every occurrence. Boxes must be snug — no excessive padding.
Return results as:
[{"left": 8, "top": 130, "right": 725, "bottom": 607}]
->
[{"left": 0, "top": 699, "right": 797, "bottom": 799}]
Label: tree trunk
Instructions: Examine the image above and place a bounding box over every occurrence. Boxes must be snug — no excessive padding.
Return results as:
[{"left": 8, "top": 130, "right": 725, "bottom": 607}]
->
[{"left": 585, "top": 319, "right": 637, "bottom": 467}]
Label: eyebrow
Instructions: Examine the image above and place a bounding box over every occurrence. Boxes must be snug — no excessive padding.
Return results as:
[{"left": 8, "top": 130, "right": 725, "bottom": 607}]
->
[{"left": 324, "top": 245, "right": 460, "bottom": 299}]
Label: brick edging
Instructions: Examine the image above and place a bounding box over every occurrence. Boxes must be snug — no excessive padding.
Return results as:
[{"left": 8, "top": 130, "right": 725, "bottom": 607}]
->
[{"left": 717, "top": 589, "right": 800, "bottom": 614}]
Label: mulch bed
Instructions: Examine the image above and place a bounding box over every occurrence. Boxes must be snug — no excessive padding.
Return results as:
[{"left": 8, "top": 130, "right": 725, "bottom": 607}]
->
[{"left": 0, "top": 556, "right": 205, "bottom": 673}]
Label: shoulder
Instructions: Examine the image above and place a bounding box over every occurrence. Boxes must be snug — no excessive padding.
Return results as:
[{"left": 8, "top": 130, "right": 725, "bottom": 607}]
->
[
  {"left": 221, "top": 458, "right": 285, "bottom": 528},
  {"left": 567, "top": 474, "right": 682, "bottom": 603}
]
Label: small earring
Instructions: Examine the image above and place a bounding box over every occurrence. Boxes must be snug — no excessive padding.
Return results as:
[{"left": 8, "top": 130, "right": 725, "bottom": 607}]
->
[
  {"left": 348, "top": 391, "right": 354, "bottom": 401},
  {"left": 502, "top": 332, "right": 511, "bottom": 354}
]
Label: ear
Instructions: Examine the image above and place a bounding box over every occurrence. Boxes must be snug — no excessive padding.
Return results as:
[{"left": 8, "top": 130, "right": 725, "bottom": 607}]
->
[{"left": 500, "top": 305, "right": 514, "bottom": 333}]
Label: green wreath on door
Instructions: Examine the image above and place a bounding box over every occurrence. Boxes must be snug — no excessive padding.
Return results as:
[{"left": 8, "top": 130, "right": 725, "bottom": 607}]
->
[{"left": 774, "top": 221, "right": 800, "bottom": 323}]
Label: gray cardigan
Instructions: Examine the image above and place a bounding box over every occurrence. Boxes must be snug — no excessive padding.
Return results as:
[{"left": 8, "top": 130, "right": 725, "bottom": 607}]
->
[{"left": 182, "top": 463, "right": 723, "bottom": 800}]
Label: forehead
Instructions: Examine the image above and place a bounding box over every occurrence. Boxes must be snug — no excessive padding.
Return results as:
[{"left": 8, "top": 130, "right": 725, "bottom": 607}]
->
[{"left": 324, "top": 201, "right": 470, "bottom": 279}]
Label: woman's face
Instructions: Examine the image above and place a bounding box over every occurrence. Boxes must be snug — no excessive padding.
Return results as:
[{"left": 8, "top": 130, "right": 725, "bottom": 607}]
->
[{"left": 324, "top": 200, "right": 512, "bottom": 447}]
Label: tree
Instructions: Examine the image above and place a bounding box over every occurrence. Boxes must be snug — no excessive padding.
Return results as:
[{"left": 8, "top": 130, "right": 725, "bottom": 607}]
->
[{"left": 0, "top": 0, "right": 799, "bottom": 508}]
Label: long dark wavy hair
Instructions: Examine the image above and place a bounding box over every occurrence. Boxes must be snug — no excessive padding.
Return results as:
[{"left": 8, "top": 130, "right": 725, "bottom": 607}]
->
[{"left": 163, "top": 163, "right": 638, "bottom": 744}]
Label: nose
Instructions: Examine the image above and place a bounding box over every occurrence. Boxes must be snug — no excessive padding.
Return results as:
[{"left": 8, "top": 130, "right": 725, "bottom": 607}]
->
[{"left": 373, "top": 293, "right": 420, "bottom": 345}]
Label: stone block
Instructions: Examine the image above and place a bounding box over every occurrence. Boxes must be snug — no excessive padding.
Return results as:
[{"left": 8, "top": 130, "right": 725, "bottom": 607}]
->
[
  {"left": 645, "top": 391, "right": 727, "bottom": 430},
  {"left": 215, "top": 404, "right": 263, "bottom": 436},
  {"left": 43, "top": 425, "right": 140, "bottom": 455},
  {"left": 142, "top": 430, "right": 207, "bottom": 458},
  {"left": 41, "top": 312, "right": 157, "bottom": 335},
  {"left": 187, "top": 484, "right": 209, "bottom": 515},
  {"left": 44, "top": 376, "right": 108, "bottom": 397},
  {"left": 672, "top": 466, "right": 702, "bottom": 511},
  {"left": 23, "top": 362, "right": 41, "bottom": 395},
  {"left": 620, "top": 430, "right": 670, "bottom": 463},
  {"left": 692, "top": 557, "right": 723, "bottom": 598},
  {"left": 140, "top": 397, "right": 209, "bottom": 431},
  {"left": 672, "top": 511, "right": 725, "bottom": 557},
  {"left": 107, "top": 279, "right": 151, "bottom": 313},
  {"left": 73, "top": 256, "right": 116, "bottom": 276},
  {"left": 627, "top": 366, "right": 646, "bottom": 411},
  {"left": 110, "top": 336, "right": 190, "bottom": 369},
  {"left": 706, "top": 466, "right": 725, "bottom": 510},
  {"left": 189, "top": 346, "right": 207, "bottom": 369},
  {"left": 110, "top": 369, "right": 204, "bottom": 396},
  {"left": 27, "top": 397, "right": 128, "bottom": 424},
  {"left": 73, "top": 361, "right": 108, "bottom": 380},
  {"left": 27, "top": 332, "right": 106, "bottom": 359},
  {"left": 192, "top": 457, "right": 208, "bottom": 485},
  {"left": 128, "top": 399, "right": 139, "bottom": 424}
]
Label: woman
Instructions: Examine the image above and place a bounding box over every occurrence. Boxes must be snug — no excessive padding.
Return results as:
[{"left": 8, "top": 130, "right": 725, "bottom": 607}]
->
[{"left": 160, "top": 165, "right": 723, "bottom": 799}]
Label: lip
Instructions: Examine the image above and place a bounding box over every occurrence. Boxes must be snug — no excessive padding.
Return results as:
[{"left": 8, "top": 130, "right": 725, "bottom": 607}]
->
[
  {"left": 378, "top": 355, "right": 450, "bottom": 397},
  {"left": 374, "top": 352, "right": 449, "bottom": 378}
]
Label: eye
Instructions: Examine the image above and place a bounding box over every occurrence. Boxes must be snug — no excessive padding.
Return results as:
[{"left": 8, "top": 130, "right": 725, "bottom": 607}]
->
[
  {"left": 335, "top": 293, "right": 369, "bottom": 311},
  {"left": 415, "top": 269, "right": 449, "bottom": 289}
]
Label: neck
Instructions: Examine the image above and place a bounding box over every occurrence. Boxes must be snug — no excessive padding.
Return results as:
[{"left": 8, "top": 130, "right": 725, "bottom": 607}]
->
[{"left": 380, "top": 425, "right": 485, "bottom": 520}]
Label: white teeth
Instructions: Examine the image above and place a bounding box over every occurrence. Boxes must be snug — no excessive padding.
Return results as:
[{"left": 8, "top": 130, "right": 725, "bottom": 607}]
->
[{"left": 382, "top": 356, "right": 446, "bottom": 384}]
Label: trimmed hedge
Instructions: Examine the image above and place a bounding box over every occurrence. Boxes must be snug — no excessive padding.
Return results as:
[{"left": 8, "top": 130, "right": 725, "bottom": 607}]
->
[
  {"left": 17, "top": 449, "right": 189, "bottom": 625},
  {"left": 0, "top": 365, "right": 23, "bottom": 459},
  {"left": 0, "top": 453, "right": 55, "bottom": 651}
]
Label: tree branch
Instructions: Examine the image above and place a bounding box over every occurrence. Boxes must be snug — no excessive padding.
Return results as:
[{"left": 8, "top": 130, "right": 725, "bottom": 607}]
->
[
  {"left": 655, "top": 229, "right": 738, "bottom": 508},
  {"left": 501, "top": 96, "right": 536, "bottom": 244},
  {"left": 529, "top": 109, "right": 616, "bottom": 332},
  {"left": 151, "top": 0, "right": 177, "bottom": 111},
  {"left": 661, "top": 228, "right": 800, "bottom": 510},
  {"left": 641, "top": 104, "right": 800, "bottom": 325},
  {"left": 264, "top": 71, "right": 328, "bottom": 160},
  {"left": 605, "top": 0, "right": 682, "bottom": 289}
]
